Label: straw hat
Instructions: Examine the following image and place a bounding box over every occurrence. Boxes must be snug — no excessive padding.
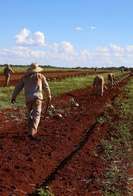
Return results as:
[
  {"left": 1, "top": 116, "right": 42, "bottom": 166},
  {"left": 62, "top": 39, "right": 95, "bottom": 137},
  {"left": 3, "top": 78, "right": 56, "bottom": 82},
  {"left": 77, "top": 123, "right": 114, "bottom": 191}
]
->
[{"left": 27, "top": 63, "right": 44, "bottom": 73}]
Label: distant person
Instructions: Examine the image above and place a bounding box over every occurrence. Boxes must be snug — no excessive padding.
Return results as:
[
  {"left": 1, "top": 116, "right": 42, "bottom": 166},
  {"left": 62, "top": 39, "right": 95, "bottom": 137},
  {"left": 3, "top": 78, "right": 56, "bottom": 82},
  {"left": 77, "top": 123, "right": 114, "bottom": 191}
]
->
[
  {"left": 120, "top": 67, "right": 124, "bottom": 73},
  {"left": 3, "top": 64, "right": 14, "bottom": 86},
  {"left": 11, "top": 63, "right": 51, "bottom": 138},
  {"left": 94, "top": 67, "right": 97, "bottom": 72},
  {"left": 93, "top": 75, "right": 105, "bottom": 96},
  {"left": 107, "top": 73, "right": 115, "bottom": 88}
]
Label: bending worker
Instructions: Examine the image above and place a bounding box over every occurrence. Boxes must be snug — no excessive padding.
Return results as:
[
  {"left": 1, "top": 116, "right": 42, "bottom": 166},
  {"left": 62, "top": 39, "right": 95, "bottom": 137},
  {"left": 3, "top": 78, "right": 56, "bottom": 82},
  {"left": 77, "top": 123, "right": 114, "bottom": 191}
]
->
[
  {"left": 93, "top": 75, "right": 105, "bottom": 96},
  {"left": 11, "top": 63, "right": 51, "bottom": 138},
  {"left": 107, "top": 73, "right": 115, "bottom": 88},
  {"left": 3, "top": 64, "right": 14, "bottom": 86}
]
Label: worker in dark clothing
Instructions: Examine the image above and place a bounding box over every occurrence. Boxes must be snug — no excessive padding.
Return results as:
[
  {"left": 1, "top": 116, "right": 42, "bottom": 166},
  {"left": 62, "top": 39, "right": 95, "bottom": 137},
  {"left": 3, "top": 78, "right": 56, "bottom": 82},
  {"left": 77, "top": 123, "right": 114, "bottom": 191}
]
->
[{"left": 3, "top": 64, "right": 14, "bottom": 86}]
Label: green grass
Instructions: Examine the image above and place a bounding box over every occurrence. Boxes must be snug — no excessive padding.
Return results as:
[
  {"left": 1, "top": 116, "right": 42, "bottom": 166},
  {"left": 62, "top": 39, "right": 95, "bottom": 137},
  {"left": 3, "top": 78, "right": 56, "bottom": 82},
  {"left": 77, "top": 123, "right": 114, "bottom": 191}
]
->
[
  {"left": 100, "top": 77, "right": 133, "bottom": 196},
  {"left": 37, "top": 187, "right": 54, "bottom": 196},
  {"left": 0, "top": 86, "right": 24, "bottom": 108},
  {"left": 49, "top": 75, "right": 94, "bottom": 96},
  {"left": 0, "top": 66, "right": 27, "bottom": 74},
  {"left": 0, "top": 66, "right": 73, "bottom": 74},
  {"left": 123, "top": 78, "right": 133, "bottom": 113},
  {"left": 0, "top": 75, "right": 94, "bottom": 108}
]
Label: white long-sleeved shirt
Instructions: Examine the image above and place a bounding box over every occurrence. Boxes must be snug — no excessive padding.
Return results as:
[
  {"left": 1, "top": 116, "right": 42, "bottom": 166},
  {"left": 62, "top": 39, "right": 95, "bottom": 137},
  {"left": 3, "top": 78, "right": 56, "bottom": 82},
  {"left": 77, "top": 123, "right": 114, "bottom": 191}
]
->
[{"left": 12, "top": 72, "right": 51, "bottom": 103}]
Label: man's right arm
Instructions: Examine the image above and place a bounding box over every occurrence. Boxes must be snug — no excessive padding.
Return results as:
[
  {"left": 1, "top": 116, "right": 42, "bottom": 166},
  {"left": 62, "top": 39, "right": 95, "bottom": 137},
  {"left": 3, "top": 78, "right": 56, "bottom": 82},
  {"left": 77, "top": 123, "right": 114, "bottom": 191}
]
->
[
  {"left": 3, "top": 68, "right": 6, "bottom": 75},
  {"left": 93, "top": 78, "right": 96, "bottom": 87},
  {"left": 11, "top": 79, "right": 24, "bottom": 103}
]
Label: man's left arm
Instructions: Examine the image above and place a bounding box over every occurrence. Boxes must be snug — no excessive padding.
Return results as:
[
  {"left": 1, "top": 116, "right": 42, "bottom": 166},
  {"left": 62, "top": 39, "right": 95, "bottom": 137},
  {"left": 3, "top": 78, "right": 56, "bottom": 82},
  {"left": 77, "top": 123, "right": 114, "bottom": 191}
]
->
[
  {"left": 42, "top": 75, "right": 51, "bottom": 101},
  {"left": 10, "top": 67, "right": 14, "bottom": 74}
]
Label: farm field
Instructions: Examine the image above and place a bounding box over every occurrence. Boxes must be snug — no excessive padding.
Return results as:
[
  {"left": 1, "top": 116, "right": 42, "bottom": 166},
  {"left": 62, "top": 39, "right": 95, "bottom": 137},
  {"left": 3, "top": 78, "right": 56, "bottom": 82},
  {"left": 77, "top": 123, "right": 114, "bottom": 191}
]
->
[
  {"left": 1, "top": 0, "right": 133, "bottom": 195},
  {"left": 0, "top": 67, "right": 124, "bottom": 87},
  {"left": 0, "top": 71, "right": 125, "bottom": 109},
  {"left": 0, "top": 66, "right": 90, "bottom": 74},
  {"left": 0, "top": 66, "right": 122, "bottom": 74},
  {"left": 47, "top": 74, "right": 133, "bottom": 196},
  {"left": 0, "top": 71, "right": 132, "bottom": 195}
]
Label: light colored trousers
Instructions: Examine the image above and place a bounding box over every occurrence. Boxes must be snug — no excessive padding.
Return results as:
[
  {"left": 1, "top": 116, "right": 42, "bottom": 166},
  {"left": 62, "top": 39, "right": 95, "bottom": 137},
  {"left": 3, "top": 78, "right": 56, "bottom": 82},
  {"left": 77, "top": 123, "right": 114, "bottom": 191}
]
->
[
  {"left": 94, "top": 85, "right": 104, "bottom": 96},
  {"left": 108, "top": 79, "right": 114, "bottom": 87},
  {"left": 5, "top": 75, "right": 11, "bottom": 86},
  {"left": 26, "top": 99, "right": 42, "bottom": 133}
]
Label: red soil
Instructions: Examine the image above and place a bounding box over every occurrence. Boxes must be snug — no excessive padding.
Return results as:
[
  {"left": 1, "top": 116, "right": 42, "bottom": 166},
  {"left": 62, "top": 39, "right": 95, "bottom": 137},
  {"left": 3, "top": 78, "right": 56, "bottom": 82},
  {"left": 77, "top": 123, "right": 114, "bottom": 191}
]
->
[
  {"left": 0, "top": 76, "right": 130, "bottom": 196},
  {"left": 127, "top": 158, "right": 133, "bottom": 194},
  {"left": 49, "top": 123, "right": 107, "bottom": 196}
]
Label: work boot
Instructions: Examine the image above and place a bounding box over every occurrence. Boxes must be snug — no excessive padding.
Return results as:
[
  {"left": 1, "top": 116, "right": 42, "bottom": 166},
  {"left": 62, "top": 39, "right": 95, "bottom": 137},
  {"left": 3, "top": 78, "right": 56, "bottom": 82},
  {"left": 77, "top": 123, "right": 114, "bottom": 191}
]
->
[
  {"left": 31, "top": 129, "right": 38, "bottom": 137},
  {"left": 69, "top": 98, "right": 79, "bottom": 107}
]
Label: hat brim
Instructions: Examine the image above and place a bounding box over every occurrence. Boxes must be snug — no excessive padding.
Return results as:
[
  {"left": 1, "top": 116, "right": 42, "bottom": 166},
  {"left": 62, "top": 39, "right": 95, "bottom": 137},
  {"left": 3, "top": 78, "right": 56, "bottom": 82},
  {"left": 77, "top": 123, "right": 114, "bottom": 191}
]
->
[{"left": 27, "top": 67, "right": 44, "bottom": 73}]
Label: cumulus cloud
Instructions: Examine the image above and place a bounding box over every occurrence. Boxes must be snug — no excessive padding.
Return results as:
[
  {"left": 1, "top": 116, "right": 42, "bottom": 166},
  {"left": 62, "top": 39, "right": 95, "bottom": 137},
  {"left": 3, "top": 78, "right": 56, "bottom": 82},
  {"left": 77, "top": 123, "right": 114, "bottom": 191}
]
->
[
  {"left": 74, "top": 26, "right": 83, "bottom": 31},
  {"left": 75, "top": 25, "right": 96, "bottom": 32},
  {"left": 95, "top": 47, "right": 110, "bottom": 56},
  {"left": 0, "top": 41, "right": 76, "bottom": 65},
  {"left": 16, "top": 28, "right": 30, "bottom": 45},
  {"left": 49, "top": 41, "right": 76, "bottom": 56},
  {"left": 126, "top": 45, "right": 133, "bottom": 53},
  {"left": 88, "top": 26, "right": 96, "bottom": 31},
  {"left": 109, "top": 44, "right": 125, "bottom": 57},
  {"left": 1, "top": 33, "right": 133, "bottom": 67},
  {"left": 60, "top": 41, "right": 75, "bottom": 55},
  {"left": 33, "top": 31, "right": 45, "bottom": 46},
  {"left": 16, "top": 28, "right": 46, "bottom": 47},
  {"left": 0, "top": 46, "right": 46, "bottom": 65}
]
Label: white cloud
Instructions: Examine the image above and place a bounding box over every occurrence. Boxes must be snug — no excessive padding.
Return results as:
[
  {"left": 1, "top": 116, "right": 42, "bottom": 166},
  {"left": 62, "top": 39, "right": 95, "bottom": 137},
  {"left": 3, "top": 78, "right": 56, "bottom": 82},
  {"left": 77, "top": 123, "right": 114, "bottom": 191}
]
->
[
  {"left": 16, "top": 28, "right": 46, "bottom": 47},
  {"left": 126, "top": 45, "right": 133, "bottom": 58},
  {"left": 16, "top": 28, "right": 31, "bottom": 45},
  {"left": 60, "top": 41, "right": 75, "bottom": 55},
  {"left": 110, "top": 44, "right": 125, "bottom": 57},
  {"left": 49, "top": 41, "right": 76, "bottom": 56},
  {"left": 33, "top": 31, "right": 45, "bottom": 46},
  {"left": 0, "top": 46, "right": 46, "bottom": 65},
  {"left": 1, "top": 30, "right": 133, "bottom": 67},
  {"left": 95, "top": 47, "right": 110, "bottom": 56},
  {"left": 75, "top": 25, "right": 96, "bottom": 32},
  {"left": 0, "top": 41, "right": 76, "bottom": 65},
  {"left": 75, "top": 26, "right": 83, "bottom": 31},
  {"left": 89, "top": 26, "right": 96, "bottom": 31},
  {"left": 126, "top": 45, "right": 133, "bottom": 53}
]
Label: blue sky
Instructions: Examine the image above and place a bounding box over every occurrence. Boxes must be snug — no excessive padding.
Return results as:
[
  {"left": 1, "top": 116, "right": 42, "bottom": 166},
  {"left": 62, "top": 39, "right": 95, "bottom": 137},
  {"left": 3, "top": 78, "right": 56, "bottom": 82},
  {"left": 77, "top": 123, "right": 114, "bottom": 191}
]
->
[{"left": 0, "top": 0, "right": 133, "bottom": 67}]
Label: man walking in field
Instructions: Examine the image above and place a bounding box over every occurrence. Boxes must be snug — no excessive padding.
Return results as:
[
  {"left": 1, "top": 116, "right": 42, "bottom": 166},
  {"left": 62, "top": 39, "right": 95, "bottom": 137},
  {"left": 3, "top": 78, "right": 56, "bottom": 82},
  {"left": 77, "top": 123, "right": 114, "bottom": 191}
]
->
[
  {"left": 107, "top": 73, "right": 115, "bottom": 88},
  {"left": 93, "top": 75, "right": 105, "bottom": 96},
  {"left": 11, "top": 63, "right": 51, "bottom": 138},
  {"left": 3, "top": 64, "right": 14, "bottom": 86}
]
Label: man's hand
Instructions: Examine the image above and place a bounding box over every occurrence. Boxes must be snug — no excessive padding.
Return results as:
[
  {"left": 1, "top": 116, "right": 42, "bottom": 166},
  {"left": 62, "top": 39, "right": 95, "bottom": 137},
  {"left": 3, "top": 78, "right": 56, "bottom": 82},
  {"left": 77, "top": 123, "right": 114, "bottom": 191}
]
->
[
  {"left": 43, "top": 96, "right": 51, "bottom": 119},
  {"left": 104, "top": 84, "right": 108, "bottom": 90},
  {"left": 48, "top": 96, "right": 51, "bottom": 103},
  {"left": 11, "top": 98, "right": 16, "bottom": 104}
]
